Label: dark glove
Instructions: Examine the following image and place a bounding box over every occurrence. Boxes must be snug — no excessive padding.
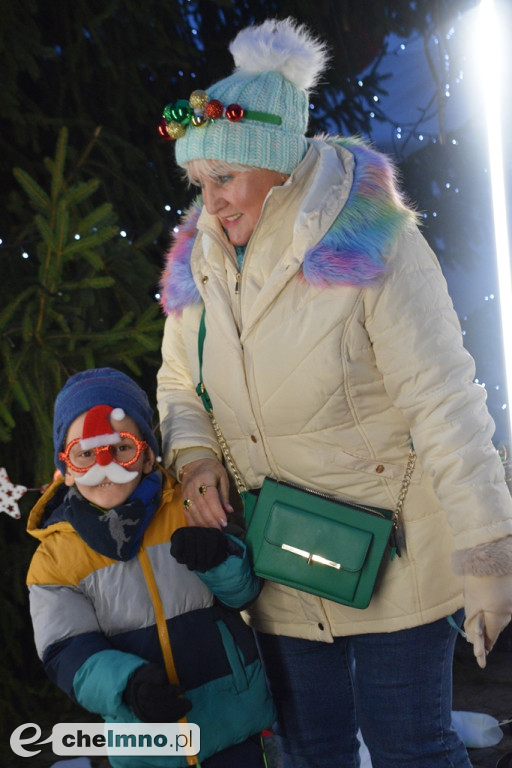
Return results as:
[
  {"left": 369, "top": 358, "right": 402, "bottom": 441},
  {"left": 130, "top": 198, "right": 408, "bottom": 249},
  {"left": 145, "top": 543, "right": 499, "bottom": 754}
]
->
[
  {"left": 170, "top": 526, "right": 229, "bottom": 572},
  {"left": 123, "top": 663, "right": 192, "bottom": 722}
]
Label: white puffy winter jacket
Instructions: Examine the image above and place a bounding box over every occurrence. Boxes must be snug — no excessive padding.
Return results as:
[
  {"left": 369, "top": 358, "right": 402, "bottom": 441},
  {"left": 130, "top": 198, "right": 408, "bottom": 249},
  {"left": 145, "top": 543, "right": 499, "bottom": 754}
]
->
[{"left": 157, "top": 137, "right": 512, "bottom": 638}]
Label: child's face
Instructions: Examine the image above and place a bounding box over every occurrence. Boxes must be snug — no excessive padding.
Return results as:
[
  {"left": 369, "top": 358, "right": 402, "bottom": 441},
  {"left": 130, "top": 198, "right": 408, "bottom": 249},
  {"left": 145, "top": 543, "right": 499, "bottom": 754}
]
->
[{"left": 63, "top": 412, "right": 155, "bottom": 509}]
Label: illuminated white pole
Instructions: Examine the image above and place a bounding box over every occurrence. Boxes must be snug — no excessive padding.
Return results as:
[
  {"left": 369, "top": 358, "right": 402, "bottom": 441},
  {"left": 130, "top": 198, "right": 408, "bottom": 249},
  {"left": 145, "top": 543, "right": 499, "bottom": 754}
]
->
[{"left": 476, "top": 0, "right": 512, "bottom": 440}]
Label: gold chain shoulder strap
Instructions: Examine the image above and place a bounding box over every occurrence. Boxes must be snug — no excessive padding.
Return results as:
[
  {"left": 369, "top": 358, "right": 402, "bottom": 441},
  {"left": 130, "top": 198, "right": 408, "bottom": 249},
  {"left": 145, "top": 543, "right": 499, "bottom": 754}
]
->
[
  {"left": 201, "top": 390, "right": 247, "bottom": 494},
  {"left": 393, "top": 448, "right": 416, "bottom": 526}
]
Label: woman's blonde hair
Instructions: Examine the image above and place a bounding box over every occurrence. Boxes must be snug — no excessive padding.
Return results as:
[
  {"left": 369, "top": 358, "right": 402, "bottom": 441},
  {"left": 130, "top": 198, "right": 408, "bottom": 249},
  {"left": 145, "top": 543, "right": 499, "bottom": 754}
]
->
[{"left": 183, "top": 158, "right": 253, "bottom": 187}]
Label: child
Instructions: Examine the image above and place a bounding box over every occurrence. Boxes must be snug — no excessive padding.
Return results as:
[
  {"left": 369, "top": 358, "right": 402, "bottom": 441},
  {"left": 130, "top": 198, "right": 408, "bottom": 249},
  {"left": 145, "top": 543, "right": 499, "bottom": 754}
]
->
[{"left": 26, "top": 367, "right": 275, "bottom": 768}]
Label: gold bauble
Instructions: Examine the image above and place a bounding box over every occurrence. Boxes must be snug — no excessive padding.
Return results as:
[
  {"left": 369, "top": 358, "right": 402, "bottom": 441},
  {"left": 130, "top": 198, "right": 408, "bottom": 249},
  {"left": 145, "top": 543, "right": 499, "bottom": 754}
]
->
[
  {"left": 189, "top": 90, "right": 208, "bottom": 109},
  {"left": 191, "top": 114, "right": 208, "bottom": 127},
  {"left": 166, "top": 121, "right": 186, "bottom": 139}
]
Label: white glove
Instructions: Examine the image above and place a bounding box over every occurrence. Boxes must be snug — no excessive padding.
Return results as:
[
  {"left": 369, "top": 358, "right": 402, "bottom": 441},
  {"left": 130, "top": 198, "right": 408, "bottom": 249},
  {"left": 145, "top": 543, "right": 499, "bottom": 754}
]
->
[{"left": 463, "top": 573, "right": 512, "bottom": 668}]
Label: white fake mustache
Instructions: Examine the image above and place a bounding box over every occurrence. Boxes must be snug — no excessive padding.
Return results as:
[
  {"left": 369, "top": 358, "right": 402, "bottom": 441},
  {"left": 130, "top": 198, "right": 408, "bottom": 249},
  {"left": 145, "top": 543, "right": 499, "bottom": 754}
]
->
[{"left": 74, "top": 461, "right": 139, "bottom": 486}]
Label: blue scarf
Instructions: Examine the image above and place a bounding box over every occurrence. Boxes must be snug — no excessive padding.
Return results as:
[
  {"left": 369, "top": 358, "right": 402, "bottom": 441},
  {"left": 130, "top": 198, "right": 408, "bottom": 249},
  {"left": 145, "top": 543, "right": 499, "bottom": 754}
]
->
[
  {"left": 235, "top": 245, "right": 246, "bottom": 270},
  {"left": 63, "top": 471, "right": 162, "bottom": 561}
]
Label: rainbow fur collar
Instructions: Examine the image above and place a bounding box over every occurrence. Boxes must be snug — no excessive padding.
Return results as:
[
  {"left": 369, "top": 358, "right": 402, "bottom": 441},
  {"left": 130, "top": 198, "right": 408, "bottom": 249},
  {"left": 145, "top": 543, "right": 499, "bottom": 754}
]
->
[{"left": 159, "top": 137, "right": 416, "bottom": 316}]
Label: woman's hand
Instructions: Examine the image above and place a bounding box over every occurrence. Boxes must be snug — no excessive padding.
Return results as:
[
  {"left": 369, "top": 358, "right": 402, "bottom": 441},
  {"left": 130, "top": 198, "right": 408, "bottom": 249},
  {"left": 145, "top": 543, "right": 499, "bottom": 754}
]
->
[{"left": 179, "top": 458, "right": 233, "bottom": 529}]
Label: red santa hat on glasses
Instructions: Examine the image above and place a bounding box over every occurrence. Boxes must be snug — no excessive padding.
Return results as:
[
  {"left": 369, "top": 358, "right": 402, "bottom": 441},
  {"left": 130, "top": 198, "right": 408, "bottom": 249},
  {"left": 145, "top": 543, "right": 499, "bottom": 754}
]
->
[{"left": 79, "top": 404, "right": 126, "bottom": 450}]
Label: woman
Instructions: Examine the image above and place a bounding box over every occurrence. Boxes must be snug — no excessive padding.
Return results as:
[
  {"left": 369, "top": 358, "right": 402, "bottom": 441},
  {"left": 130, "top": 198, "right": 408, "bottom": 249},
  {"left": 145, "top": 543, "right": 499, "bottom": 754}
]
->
[{"left": 157, "top": 18, "right": 512, "bottom": 768}]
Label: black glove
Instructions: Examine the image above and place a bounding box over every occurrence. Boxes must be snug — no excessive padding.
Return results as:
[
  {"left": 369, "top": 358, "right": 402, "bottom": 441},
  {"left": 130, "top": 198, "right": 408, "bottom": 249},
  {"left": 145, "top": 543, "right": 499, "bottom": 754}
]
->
[
  {"left": 170, "top": 526, "right": 229, "bottom": 572},
  {"left": 123, "top": 663, "right": 192, "bottom": 722}
]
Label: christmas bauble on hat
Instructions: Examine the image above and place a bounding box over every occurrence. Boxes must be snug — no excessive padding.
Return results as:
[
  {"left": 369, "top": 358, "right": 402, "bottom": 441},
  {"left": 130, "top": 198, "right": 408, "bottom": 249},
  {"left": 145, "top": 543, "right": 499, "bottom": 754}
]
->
[{"left": 80, "top": 405, "right": 126, "bottom": 450}]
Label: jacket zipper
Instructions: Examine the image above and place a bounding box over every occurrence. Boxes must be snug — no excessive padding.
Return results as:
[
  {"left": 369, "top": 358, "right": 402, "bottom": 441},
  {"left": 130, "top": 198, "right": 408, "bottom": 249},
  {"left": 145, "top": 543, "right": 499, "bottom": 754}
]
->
[{"left": 200, "top": 226, "right": 241, "bottom": 297}]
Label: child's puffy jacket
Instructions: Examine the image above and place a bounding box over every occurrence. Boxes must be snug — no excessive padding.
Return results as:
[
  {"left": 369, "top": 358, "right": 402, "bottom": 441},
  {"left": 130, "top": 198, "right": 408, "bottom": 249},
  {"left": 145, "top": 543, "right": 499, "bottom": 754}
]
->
[{"left": 26, "top": 468, "right": 275, "bottom": 767}]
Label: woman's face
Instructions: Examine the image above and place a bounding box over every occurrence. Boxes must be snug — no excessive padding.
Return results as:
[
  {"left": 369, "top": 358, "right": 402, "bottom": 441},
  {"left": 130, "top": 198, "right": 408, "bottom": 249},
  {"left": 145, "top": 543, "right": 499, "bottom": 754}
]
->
[{"left": 190, "top": 165, "right": 286, "bottom": 246}]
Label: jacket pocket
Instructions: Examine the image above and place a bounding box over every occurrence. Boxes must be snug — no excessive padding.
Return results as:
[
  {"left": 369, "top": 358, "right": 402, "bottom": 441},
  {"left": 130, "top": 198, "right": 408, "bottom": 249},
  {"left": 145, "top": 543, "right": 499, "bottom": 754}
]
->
[{"left": 332, "top": 447, "right": 421, "bottom": 483}]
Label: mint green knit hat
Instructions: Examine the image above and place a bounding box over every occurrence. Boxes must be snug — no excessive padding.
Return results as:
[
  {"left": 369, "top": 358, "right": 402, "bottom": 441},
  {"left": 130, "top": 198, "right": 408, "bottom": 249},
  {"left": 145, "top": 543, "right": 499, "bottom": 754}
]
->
[{"left": 160, "top": 18, "right": 329, "bottom": 174}]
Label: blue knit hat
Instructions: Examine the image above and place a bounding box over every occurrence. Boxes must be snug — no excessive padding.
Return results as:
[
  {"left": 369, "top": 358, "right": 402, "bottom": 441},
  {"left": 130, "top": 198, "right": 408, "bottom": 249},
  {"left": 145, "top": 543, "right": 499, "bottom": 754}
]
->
[
  {"left": 53, "top": 368, "right": 159, "bottom": 472},
  {"left": 161, "top": 18, "right": 329, "bottom": 174}
]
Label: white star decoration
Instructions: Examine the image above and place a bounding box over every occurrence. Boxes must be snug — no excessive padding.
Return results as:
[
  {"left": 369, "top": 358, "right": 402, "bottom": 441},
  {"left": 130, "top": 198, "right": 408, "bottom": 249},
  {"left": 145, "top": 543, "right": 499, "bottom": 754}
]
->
[{"left": 0, "top": 467, "right": 27, "bottom": 519}]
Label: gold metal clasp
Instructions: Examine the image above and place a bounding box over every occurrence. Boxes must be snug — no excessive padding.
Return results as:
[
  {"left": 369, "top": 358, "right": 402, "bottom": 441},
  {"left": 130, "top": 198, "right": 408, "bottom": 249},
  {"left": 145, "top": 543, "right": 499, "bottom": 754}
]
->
[{"left": 281, "top": 543, "right": 341, "bottom": 570}]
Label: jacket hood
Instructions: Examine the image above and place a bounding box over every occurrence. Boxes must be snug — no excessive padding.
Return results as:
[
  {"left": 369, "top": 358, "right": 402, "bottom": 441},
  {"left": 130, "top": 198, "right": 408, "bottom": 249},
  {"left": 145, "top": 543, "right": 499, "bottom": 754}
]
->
[
  {"left": 159, "top": 135, "right": 417, "bottom": 316},
  {"left": 27, "top": 476, "right": 71, "bottom": 542}
]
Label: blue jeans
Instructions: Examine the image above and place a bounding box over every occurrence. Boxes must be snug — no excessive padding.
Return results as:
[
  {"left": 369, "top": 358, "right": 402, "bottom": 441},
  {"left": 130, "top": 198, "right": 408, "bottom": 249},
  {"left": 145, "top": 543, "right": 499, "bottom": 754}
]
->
[{"left": 256, "top": 610, "right": 471, "bottom": 768}]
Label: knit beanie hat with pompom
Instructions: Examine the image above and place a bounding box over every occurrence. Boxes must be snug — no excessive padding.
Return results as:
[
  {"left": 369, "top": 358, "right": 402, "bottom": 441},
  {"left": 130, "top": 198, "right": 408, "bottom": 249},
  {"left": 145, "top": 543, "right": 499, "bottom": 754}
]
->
[{"left": 158, "top": 18, "right": 330, "bottom": 174}]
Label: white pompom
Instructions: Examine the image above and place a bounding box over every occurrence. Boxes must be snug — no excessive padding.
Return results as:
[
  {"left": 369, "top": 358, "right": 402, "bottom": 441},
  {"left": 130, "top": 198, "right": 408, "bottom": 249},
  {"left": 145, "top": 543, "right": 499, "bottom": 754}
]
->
[
  {"left": 229, "top": 17, "right": 329, "bottom": 92},
  {"left": 111, "top": 407, "right": 126, "bottom": 423}
]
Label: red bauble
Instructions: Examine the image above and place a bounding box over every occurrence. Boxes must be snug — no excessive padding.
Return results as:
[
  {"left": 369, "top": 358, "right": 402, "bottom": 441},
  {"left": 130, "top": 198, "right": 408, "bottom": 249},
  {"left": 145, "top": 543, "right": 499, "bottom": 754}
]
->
[
  {"left": 226, "top": 104, "right": 244, "bottom": 122},
  {"left": 157, "top": 118, "right": 173, "bottom": 140},
  {"left": 205, "top": 99, "right": 224, "bottom": 119}
]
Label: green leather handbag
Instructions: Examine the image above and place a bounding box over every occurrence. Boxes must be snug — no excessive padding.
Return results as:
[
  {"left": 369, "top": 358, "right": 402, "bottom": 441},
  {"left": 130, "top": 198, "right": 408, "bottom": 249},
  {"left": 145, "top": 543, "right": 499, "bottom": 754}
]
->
[
  {"left": 243, "top": 479, "right": 398, "bottom": 608},
  {"left": 196, "top": 309, "right": 415, "bottom": 608}
]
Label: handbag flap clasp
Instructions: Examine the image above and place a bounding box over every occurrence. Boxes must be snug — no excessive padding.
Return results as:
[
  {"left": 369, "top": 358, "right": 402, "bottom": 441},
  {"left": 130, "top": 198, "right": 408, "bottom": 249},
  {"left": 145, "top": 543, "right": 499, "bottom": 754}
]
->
[{"left": 263, "top": 503, "right": 373, "bottom": 574}]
